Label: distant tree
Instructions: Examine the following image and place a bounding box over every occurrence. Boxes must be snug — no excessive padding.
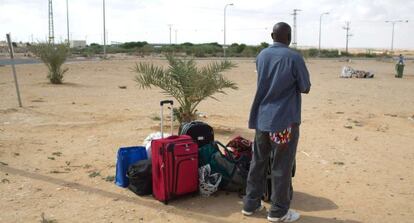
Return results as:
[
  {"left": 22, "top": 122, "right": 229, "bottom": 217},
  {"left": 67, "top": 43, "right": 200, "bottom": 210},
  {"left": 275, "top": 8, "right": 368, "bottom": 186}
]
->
[
  {"left": 138, "top": 44, "right": 154, "bottom": 56},
  {"left": 260, "top": 42, "right": 269, "bottom": 49},
  {"left": 181, "top": 42, "right": 194, "bottom": 47},
  {"left": 29, "top": 43, "right": 70, "bottom": 84},
  {"left": 121, "top": 41, "right": 148, "bottom": 49},
  {"left": 206, "top": 42, "right": 222, "bottom": 48},
  {"left": 241, "top": 46, "right": 257, "bottom": 57}
]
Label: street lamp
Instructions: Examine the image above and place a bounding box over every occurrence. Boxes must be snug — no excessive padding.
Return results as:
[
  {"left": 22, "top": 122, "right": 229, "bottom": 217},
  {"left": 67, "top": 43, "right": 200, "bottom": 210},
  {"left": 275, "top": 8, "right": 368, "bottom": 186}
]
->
[
  {"left": 168, "top": 24, "right": 173, "bottom": 45},
  {"left": 223, "top": 3, "right": 234, "bottom": 58},
  {"left": 66, "top": 0, "right": 70, "bottom": 45},
  {"left": 103, "top": 0, "right": 106, "bottom": 58},
  {"left": 385, "top": 20, "right": 408, "bottom": 52},
  {"left": 318, "top": 12, "right": 329, "bottom": 56}
]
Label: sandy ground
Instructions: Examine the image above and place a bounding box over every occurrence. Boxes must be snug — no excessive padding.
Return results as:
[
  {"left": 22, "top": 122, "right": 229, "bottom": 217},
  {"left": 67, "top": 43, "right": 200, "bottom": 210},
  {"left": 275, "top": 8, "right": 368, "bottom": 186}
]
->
[{"left": 0, "top": 57, "right": 413, "bottom": 223}]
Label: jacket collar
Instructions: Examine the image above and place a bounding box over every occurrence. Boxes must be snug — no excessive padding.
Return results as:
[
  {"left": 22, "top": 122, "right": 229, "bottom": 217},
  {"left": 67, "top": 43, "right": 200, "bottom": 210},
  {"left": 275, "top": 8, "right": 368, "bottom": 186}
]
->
[{"left": 272, "top": 42, "right": 289, "bottom": 48}]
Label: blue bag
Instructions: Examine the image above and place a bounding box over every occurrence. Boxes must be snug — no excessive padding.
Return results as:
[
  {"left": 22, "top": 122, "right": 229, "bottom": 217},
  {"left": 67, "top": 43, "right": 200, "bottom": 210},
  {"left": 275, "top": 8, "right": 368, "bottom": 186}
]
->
[{"left": 115, "top": 146, "right": 147, "bottom": 187}]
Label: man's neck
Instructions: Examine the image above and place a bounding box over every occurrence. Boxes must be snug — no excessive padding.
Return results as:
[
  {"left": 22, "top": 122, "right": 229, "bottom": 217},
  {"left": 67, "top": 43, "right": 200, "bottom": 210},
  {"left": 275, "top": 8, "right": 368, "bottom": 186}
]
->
[{"left": 273, "top": 42, "right": 289, "bottom": 47}]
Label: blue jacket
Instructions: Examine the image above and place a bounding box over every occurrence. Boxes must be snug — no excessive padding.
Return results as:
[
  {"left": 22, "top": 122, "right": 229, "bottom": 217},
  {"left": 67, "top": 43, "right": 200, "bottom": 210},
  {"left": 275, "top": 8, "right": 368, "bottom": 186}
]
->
[{"left": 248, "top": 42, "right": 311, "bottom": 132}]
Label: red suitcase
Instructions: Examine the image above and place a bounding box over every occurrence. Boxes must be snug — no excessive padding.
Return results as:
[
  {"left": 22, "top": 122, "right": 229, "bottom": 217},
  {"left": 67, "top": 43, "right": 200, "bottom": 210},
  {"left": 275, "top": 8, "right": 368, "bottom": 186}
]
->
[{"left": 151, "top": 100, "right": 198, "bottom": 204}]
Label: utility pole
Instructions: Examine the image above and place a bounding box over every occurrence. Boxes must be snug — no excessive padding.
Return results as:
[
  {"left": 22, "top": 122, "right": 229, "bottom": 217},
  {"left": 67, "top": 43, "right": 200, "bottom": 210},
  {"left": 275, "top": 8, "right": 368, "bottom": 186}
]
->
[
  {"left": 385, "top": 20, "right": 408, "bottom": 52},
  {"left": 342, "top": 21, "right": 352, "bottom": 54},
  {"left": 291, "top": 9, "right": 301, "bottom": 48},
  {"left": 103, "top": 0, "right": 106, "bottom": 58},
  {"left": 6, "top": 34, "right": 23, "bottom": 107},
  {"left": 223, "top": 3, "right": 234, "bottom": 57},
  {"left": 318, "top": 12, "right": 329, "bottom": 56},
  {"left": 66, "top": 0, "right": 70, "bottom": 44},
  {"left": 175, "top": 29, "right": 178, "bottom": 44},
  {"left": 167, "top": 24, "right": 173, "bottom": 45},
  {"left": 48, "top": 0, "right": 54, "bottom": 43}
]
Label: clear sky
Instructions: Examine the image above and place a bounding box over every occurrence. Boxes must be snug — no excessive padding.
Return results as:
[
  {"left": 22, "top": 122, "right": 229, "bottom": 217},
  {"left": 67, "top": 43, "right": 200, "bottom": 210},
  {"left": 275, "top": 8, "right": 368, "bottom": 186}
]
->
[{"left": 1, "top": 0, "right": 413, "bottom": 49}]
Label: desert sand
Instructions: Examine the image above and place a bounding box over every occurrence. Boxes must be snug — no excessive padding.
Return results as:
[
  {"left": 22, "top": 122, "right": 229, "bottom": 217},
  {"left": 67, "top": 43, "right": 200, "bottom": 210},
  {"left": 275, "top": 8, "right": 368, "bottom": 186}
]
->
[{"left": 0, "top": 57, "right": 413, "bottom": 223}]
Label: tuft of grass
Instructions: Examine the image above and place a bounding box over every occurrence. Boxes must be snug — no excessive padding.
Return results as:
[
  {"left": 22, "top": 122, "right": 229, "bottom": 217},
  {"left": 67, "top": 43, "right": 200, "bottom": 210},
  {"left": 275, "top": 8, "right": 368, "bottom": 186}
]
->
[
  {"left": 88, "top": 171, "right": 101, "bottom": 178},
  {"left": 50, "top": 170, "right": 66, "bottom": 174},
  {"left": 40, "top": 213, "right": 58, "bottom": 223},
  {"left": 150, "top": 113, "right": 161, "bottom": 121},
  {"left": 333, "top": 161, "right": 345, "bottom": 166},
  {"left": 103, "top": 175, "right": 115, "bottom": 182},
  {"left": 52, "top": 152, "right": 62, "bottom": 157}
]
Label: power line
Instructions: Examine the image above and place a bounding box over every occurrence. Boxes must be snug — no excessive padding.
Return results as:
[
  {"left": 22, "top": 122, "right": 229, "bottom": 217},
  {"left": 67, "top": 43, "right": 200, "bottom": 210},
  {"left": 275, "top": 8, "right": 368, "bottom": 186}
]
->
[
  {"left": 48, "top": 0, "right": 54, "bottom": 43},
  {"left": 291, "top": 9, "right": 301, "bottom": 48},
  {"left": 342, "top": 21, "right": 352, "bottom": 54}
]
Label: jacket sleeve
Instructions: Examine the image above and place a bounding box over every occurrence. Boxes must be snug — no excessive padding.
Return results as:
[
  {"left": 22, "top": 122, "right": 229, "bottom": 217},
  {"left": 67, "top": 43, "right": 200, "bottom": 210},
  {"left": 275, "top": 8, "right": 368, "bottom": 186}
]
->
[{"left": 293, "top": 56, "right": 311, "bottom": 94}]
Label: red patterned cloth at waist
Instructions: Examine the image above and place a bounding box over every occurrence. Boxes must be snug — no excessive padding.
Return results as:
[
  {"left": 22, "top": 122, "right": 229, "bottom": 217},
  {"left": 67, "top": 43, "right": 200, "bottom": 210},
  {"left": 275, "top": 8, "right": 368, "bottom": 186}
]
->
[{"left": 269, "top": 125, "right": 292, "bottom": 145}]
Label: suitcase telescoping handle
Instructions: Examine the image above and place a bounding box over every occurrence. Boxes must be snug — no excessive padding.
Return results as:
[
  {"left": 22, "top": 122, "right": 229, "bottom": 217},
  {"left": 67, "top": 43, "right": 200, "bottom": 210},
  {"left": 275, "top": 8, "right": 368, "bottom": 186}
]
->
[{"left": 160, "top": 100, "right": 174, "bottom": 138}]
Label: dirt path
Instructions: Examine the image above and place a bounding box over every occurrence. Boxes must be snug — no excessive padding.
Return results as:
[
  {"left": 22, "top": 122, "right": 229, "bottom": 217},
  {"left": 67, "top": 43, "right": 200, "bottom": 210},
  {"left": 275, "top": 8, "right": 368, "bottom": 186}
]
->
[{"left": 0, "top": 58, "right": 413, "bottom": 222}]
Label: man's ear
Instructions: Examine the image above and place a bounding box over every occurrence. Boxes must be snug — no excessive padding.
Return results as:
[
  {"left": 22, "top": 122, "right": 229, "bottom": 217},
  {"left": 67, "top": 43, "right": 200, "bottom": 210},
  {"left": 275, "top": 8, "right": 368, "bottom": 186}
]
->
[{"left": 271, "top": 32, "right": 275, "bottom": 40}]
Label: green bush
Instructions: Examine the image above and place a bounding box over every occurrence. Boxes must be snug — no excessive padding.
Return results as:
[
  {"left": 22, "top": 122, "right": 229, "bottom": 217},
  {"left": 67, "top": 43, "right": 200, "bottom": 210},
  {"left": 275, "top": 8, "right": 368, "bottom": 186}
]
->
[
  {"left": 241, "top": 46, "right": 258, "bottom": 57},
  {"left": 29, "top": 43, "right": 70, "bottom": 84},
  {"left": 120, "top": 41, "right": 148, "bottom": 49},
  {"left": 260, "top": 42, "right": 270, "bottom": 49},
  {"left": 71, "top": 43, "right": 102, "bottom": 57},
  {"left": 138, "top": 44, "right": 154, "bottom": 56}
]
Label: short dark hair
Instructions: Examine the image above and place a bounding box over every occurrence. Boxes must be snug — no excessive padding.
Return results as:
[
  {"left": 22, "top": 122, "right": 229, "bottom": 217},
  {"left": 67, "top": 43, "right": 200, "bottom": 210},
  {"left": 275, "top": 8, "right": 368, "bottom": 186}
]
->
[{"left": 272, "top": 22, "right": 291, "bottom": 44}]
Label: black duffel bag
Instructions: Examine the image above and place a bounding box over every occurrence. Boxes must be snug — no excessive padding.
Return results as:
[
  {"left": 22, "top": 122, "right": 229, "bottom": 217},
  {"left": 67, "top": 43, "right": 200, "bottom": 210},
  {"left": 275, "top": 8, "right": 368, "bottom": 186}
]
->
[
  {"left": 198, "top": 141, "right": 251, "bottom": 194},
  {"left": 180, "top": 121, "right": 214, "bottom": 147},
  {"left": 127, "top": 159, "right": 152, "bottom": 196}
]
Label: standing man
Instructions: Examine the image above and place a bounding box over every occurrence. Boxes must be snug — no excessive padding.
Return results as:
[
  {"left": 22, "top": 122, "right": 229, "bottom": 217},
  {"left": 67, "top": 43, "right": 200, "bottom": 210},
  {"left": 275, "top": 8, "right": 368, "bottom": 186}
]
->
[
  {"left": 242, "top": 22, "right": 311, "bottom": 222},
  {"left": 395, "top": 54, "right": 405, "bottom": 78},
  {"left": 398, "top": 54, "right": 405, "bottom": 65}
]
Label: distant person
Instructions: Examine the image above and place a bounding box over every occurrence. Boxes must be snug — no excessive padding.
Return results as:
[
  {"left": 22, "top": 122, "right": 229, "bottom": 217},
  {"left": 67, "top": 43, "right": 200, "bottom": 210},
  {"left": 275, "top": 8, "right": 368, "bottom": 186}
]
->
[
  {"left": 243, "top": 22, "right": 311, "bottom": 222},
  {"left": 398, "top": 54, "right": 405, "bottom": 65}
]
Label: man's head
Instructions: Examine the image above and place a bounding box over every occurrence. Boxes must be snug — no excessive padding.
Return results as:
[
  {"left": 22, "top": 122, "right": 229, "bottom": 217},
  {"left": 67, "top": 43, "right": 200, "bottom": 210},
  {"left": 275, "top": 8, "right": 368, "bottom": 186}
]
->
[{"left": 271, "top": 22, "right": 292, "bottom": 46}]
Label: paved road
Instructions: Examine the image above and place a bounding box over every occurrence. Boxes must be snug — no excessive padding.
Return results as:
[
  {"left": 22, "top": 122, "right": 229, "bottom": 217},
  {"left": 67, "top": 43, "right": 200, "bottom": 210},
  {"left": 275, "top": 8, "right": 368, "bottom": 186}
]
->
[
  {"left": 0, "top": 58, "right": 103, "bottom": 66},
  {"left": 0, "top": 58, "right": 40, "bottom": 66}
]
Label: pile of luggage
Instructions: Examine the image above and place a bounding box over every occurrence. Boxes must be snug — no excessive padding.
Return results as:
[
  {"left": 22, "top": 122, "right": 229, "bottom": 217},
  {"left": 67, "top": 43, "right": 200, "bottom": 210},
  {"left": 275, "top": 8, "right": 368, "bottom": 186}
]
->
[
  {"left": 115, "top": 100, "right": 253, "bottom": 204},
  {"left": 340, "top": 66, "right": 374, "bottom": 78}
]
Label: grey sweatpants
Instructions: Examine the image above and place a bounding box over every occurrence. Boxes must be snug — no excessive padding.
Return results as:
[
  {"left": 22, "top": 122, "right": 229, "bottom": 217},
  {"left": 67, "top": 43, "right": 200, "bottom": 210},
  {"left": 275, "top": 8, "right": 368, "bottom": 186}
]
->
[{"left": 243, "top": 125, "right": 299, "bottom": 217}]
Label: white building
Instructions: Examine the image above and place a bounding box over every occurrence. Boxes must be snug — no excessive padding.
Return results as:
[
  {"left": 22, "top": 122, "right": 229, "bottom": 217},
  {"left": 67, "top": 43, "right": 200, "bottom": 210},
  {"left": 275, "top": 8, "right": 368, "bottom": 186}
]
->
[{"left": 70, "top": 40, "right": 86, "bottom": 48}]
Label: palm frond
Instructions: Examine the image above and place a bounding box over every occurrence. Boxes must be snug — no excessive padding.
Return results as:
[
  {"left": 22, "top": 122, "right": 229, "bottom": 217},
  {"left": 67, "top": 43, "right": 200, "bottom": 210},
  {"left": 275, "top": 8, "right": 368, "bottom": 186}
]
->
[{"left": 200, "top": 60, "right": 236, "bottom": 77}]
